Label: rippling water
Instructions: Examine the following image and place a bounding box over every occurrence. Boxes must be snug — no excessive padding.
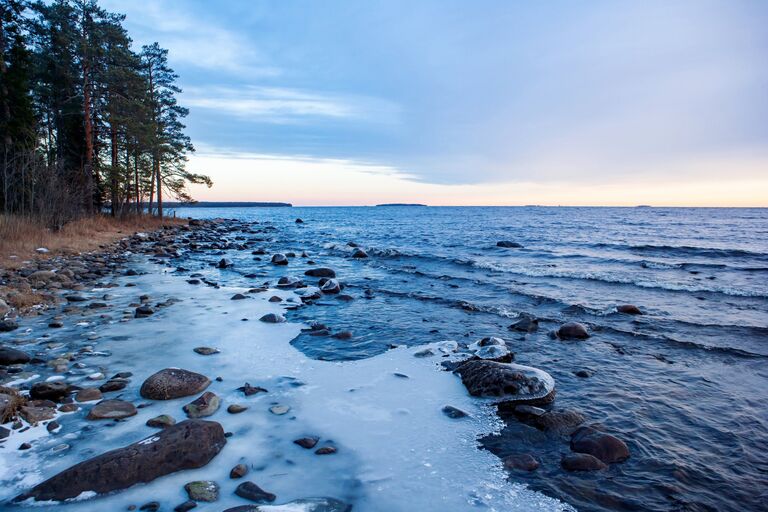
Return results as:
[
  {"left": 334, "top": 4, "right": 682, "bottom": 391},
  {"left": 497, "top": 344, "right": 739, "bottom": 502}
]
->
[{"left": 173, "top": 205, "right": 768, "bottom": 511}]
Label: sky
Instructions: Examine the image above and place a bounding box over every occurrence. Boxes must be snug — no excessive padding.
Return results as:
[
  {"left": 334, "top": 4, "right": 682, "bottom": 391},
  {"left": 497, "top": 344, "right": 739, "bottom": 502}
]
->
[{"left": 103, "top": 0, "right": 768, "bottom": 206}]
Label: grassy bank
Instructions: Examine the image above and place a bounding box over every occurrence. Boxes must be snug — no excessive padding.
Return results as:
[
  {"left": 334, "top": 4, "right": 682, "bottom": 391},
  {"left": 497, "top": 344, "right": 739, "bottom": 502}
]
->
[{"left": 0, "top": 214, "right": 184, "bottom": 270}]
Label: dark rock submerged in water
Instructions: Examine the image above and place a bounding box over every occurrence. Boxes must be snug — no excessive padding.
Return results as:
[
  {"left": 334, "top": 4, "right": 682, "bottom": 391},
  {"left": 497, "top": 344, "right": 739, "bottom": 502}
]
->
[
  {"left": 497, "top": 241, "right": 523, "bottom": 248},
  {"left": 557, "top": 322, "right": 590, "bottom": 340},
  {"left": 304, "top": 267, "right": 336, "bottom": 278},
  {"left": 15, "top": 420, "right": 226, "bottom": 502},
  {"left": 235, "top": 481, "right": 276, "bottom": 503},
  {"left": 140, "top": 368, "right": 211, "bottom": 400},
  {"left": 617, "top": 304, "right": 643, "bottom": 315},
  {"left": 0, "top": 346, "right": 31, "bottom": 365},
  {"left": 561, "top": 453, "right": 608, "bottom": 471},
  {"left": 508, "top": 314, "right": 539, "bottom": 333},
  {"left": 454, "top": 360, "right": 555, "bottom": 405},
  {"left": 0, "top": 319, "right": 19, "bottom": 332},
  {"left": 570, "top": 425, "right": 630, "bottom": 463}
]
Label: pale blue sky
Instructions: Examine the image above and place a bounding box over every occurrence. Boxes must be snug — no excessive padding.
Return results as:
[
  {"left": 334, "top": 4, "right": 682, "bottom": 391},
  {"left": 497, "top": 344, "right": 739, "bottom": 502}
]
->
[{"left": 103, "top": 0, "right": 768, "bottom": 205}]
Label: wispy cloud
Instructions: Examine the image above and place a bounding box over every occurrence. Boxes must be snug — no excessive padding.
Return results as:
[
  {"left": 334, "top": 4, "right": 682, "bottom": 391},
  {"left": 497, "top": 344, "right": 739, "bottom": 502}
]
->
[{"left": 183, "top": 86, "right": 401, "bottom": 125}]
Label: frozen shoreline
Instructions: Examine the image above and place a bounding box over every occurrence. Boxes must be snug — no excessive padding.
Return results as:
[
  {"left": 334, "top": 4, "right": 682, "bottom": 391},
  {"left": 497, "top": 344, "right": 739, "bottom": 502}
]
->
[{"left": 1, "top": 254, "right": 571, "bottom": 511}]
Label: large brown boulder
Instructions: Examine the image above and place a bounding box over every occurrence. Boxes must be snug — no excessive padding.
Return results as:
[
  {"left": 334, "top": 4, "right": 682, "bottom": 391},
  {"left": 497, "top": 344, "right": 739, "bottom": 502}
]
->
[
  {"left": 15, "top": 420, "right": 226, "bottom": 502},
  {"left": 570, "top": 425, "right": 630, "bottom": 463},
  {"left": 140, "top": 368, "right": 210, "bottom": 400},
  {"left": 557, "top": 322, "right": 590, "bottom": 340}
]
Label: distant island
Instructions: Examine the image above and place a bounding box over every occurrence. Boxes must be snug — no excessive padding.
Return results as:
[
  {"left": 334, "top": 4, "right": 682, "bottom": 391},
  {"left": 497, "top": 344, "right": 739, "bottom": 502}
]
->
[
  {"left": 376, "top": 203, "right": 428, "bottom": 207},
  {"left": 165, "top": 202, "right": 292, "bottom": 208}
]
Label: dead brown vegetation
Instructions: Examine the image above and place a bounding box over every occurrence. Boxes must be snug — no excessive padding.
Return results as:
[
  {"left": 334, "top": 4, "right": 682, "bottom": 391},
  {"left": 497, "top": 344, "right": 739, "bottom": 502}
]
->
[{"left": 0, "top": 214, "right": 184, "bottom": 269}]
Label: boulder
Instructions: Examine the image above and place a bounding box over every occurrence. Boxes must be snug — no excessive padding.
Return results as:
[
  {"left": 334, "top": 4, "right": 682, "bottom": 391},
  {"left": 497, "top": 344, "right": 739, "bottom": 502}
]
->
[
  {"left": 146, "top": 414, "right": 176, "bottom": 428},
  {"left": 320, "top": 279, "right": 341, "bottom": 294},
  {"left": 503, "top": 453, "right": 540, "bottom": 472},
  {"left": 304, "top": 267, "right": 336, "bottom": 278},
  {"left": 294, "top": 436, "right": 319, "bottom": 449},
  {"left": 561, "top": 453, "right": 607, "bottom": 471},
  {"left": 271, "top": 254, "right": 288, "bottom": 266},
  {"left": 75, "top": 388, "right": 103, "bottom": 402},
  {"left": 87, "top": 399, "right": 137, "bottom": 420},
  {"left": 508, "top": 314, "right": 539, "bottom": 333},
  {"left": 617, "top": 304, "right": 643, "bottom": 315},
  {"left": 222, "top": 498, "right": 351, "bottom": 512},
  {"left": 570, "top": 426, "right": 630, "bottom": 463},
  {"left": 15, "top": 420, "right": 226, "bottom": 502},
  {"left": 235, "top": 481, "right": 276, "bottom": 503},
  {"left": 30, "top": 381, "right": 69, "bottom": 402},
  {"left": 497, "top": 241, "right": 523, "bottom": 248},
  {"left": 351, "top": 248, "right": 368, "bottom": 259},
  {"left": 140, "top": 368, "right": 211, "bottom": 400},
  {"left": 557, "top": 322, "right": 589, "bottom": 340},
  {"left": 442, "top": 405, "right": 468, "bottom": 419},
  {"left": 135, "top": 305, "right": 155, "bottom": 318},
  {"left": 0, "top": 346, "right": 31, "bottom": 365},
  {"left": 230, "top": 463, "right": 248, "bottom": 479},
  {"left": 259, "top": 313, "right": 285, "bottom": 324},
  {"left": 0, "top": 319, "right": 19, "bottom": 332},
  {"left": 454, "top": 360, "right": 555, "bottom": 406},
  {"left": 515, "top": 407, "right": 585, "bottom": 434},
  {"left": 19, "top": 404, "right": 56, "bottom": 424},
  {"left": 184, "top": 480, "right": 219, "bottom": 502},
  {"left": 276, "top": 276, "right": 302, "bottom": 289},
  {"left": 217, "top": 258, "right": 233, "bottom": 269},
  {"left": 183, "top": 392, "right": 220, "bottom": 418}
]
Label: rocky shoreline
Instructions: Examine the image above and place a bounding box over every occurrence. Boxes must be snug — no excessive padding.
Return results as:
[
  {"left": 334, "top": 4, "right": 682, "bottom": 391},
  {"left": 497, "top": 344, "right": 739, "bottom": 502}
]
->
[{"left": 1, "top": 217, "right": 634, "bottom": 511}]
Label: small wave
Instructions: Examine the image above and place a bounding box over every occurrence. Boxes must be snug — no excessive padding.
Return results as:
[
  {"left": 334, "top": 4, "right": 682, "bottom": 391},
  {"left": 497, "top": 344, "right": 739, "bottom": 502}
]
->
[{"left": 590, "top": 242, "right": 768, "bottom": 261}]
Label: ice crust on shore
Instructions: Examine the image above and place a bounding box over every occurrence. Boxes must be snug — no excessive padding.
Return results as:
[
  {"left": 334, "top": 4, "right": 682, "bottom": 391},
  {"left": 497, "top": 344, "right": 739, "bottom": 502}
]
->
[{"left": 0, "top": 261, "right": 572, "bottom": 512}]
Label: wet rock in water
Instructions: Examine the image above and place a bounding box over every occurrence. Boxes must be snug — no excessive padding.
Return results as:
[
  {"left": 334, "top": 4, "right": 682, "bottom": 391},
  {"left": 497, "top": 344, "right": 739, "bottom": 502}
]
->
[
  {"left": 557, "top": 322, "right": 590, "bottom": 340},
  {"left": 516, "top": 408, "right": 585, "bottom": 434},
  {"left": 75, "top": 388, "right": 103, "bottom": 402},
  {"left": 497, "top": 241, "right": 523, "bottom": 248},
  {"left": 508, "top": 314, "right": 539, "bottom": 333},
  {"left": 174, "top": 500, "right": 198, "bottom": 512},
  {"left": 0, "top": 319, "right": 19, "bottom": 332},
  {"left": 48, "top": 320, "right": 64, "bottom": 328},
  {"left": 217, "top": 258, "right": 234, "bottom": 269},
  {"left": 561, "top": 453, "right": 608, "bottom": 471},
  {"left": 100, "top": 378, "right": 130, "bottom": 392},
  {"left": 295, "top": 218, "right": 304, "bottom": 223},
  {"left": 64, "top": 294, "right": 87, "bottom": 302},
  {"left": 238, "top": 383, "right": 268, "bottom": 396},
  {"left": 503, "top": 453, "right": 540, "bottom": 472},
  {"left": 194, "top": 347, "right": 220, "bottom": 356},
  {"left": 271, "top": 253, "right": 288, "bottom": 266},
  {"left": 570, "top": 425, "right": 630, "bottom": 463},
  {"left": 0, "top": 346, "right": 31, "bottom": 365},
  {"left": 259, "top": 313, "right": 285, "bottom": 324},
  {"left": 134, "top": 305, "right": 154, "bottom": 318},
  {"left": 219, "top": 463, "right": 243, "bottom": 482},
  {"left": 146, "top": 414, "right": 176, "bottom": 428},
  {"left": 231, "top": 293, "right": 247, "bottom": 300},
  {"left": 351, "top": 248, "right": 368, "bottom": 258},
  {"left": 268, "top": 296, "right": 282, "bottom": 303},
  {"left": 223, "top": 497, "right": 351, "bottom": 512},
  {"left": 305, "top": 267, "right": 336, "bottom": 278},
  {"left": 320, "top": 279, "right": 341, "bottom": 294},
  {"left": 30, "top": 381, "right": 69, "bottom": 402},
  {"left": 235, "top": 481, "right": 276, "bottom": 503},
  {"left": 454, "top": 360, "right": 556, "bottom": 406},
  {"left": 227, "top": 404, "right": 248, "bottom": 414},
  {"left": 15, "top": 420, "right": 226, "bottom": 502},
  {"left": 87, "top": 399, "right": 137, "bottom": 420},
  {"left": 20, "top": 404, "right": 56, "bottom": 424},
  {"left": 276, "top": 276, "right": 302, "bottom": 289},
  {"left": 574, "top": 369, "right": 593, "bottom": 378},
  {"left": 269, "top": 405, "right": 290, "bottom": 415},
  {"left": 332, "top": 330, "right": 353, "bottom": 340},
  {"left": 293, "top": 436, "right": 319, "bottom": 449},
  {"left": 184, "top": 480, "right": 219, "bottom": 502},
  {"left": 442, "top": 405, "right": 468, "bottom": 419},
  {"left": 140, "top": 368, "right": 211, "bottom": 400},
  {"left": 183, "top": 392, "right": 220, "bottom": 418},
  {"left": 617, "top": 304, "right": 643, "bottom": 315},
  {"left": 315, "top": 446, "right": 337, "bottom": 455}
]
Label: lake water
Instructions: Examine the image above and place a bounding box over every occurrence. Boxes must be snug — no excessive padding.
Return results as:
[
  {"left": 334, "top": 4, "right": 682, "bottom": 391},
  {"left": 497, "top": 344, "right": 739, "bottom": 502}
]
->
[{"left": 170, "top": 205, "right": 768, "bottom": 511}]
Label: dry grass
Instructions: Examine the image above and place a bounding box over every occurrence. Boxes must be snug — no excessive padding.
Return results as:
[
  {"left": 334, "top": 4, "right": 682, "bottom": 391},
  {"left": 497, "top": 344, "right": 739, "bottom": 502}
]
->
[
  {"left": 0, "top": 214, "right": 184, "bottom": 269},
  {"left": 0, "top": 386, "right": 27, "bottom": 423}
]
